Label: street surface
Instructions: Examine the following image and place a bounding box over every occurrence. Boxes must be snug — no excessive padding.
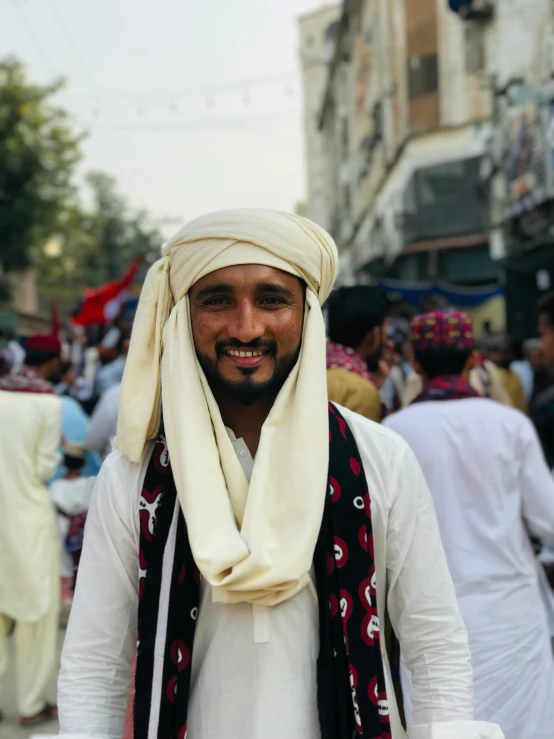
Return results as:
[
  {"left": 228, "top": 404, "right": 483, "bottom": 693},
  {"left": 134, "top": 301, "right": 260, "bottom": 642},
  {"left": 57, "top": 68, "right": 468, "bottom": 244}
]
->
[{"left": 0, "top": 629, "right": 62, "bottom": 739}]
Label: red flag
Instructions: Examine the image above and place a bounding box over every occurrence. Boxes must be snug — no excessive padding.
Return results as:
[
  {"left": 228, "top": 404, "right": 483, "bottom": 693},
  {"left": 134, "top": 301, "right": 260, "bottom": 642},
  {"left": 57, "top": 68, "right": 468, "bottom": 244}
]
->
[{"left": 72, "top": 258, "right": 141, "bottom": 327}]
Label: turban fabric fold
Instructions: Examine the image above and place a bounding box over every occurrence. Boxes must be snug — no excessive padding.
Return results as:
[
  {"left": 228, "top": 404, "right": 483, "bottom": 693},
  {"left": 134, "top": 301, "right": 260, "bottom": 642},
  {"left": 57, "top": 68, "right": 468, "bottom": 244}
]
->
[{"left": 115, "top": 209, "right": 339, "bottom": 606}]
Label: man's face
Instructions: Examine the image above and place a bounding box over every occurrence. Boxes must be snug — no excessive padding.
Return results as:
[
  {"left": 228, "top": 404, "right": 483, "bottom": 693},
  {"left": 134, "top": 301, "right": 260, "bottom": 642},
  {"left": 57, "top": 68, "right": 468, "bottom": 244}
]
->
[
  {"left": 487, "top": 349, "right": 505, "bottom": 368},
  {"left": 539, "top": 313, "right": 554, "bottom": 368},
  {"left": 189, "top": 265, "right": 305, "bottom": 406},
  {"left": 363, "top": 325, "right": 387, "bottom": 373},
  {"left": 45, "top": 356, "right": 63, "bottom": 383}
]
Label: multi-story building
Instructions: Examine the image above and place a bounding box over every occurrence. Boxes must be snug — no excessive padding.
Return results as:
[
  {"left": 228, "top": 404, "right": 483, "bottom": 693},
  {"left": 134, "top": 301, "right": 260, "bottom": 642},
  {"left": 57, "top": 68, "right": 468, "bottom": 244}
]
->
[
  {"left": 307, "top": 0, "right": 554, "bottom": 292},
  {"left": 484, "top": 0, "right": 554, "bottom": 339},
  {"left": 298, "top": 4, "right": 342, "bottom": 231}
]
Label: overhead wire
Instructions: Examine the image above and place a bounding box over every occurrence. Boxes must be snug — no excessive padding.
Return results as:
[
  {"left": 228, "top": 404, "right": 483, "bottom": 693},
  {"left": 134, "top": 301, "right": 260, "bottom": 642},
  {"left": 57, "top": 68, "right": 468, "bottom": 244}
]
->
[
  {"left": 47, "top": 0, "right": 151, "bottom": 201},
  {"left": 9, "top": 0, "right": 57, "bottom": 73},
  {"left": 64, "top": 71, "right": 300, "bottom": 102},
  {"left": 75, "top": 108, "right": 300, "bottom": 133}
]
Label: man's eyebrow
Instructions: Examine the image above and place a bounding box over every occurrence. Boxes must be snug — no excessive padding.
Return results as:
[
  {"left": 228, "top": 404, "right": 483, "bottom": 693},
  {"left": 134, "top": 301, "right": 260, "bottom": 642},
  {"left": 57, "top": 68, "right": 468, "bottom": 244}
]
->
[
  {"left": 194, "top": 283, "right": 233, "bottom": 299},
  {"left": 255, "top": 282, "right": 296, "bottom": 298}
]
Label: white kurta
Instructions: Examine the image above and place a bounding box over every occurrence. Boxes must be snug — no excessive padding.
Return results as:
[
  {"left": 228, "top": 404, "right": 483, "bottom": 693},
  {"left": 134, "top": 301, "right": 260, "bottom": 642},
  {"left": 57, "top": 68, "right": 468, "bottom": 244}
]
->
[
  {"left": 58, "top": 406, "right": 502, "bottom": 739},
  {"left": 0, "top": 390, "right": 62, "bottom": 623},
  {"left": 384, "top": 398, "right": 554, "bottom": 739}
]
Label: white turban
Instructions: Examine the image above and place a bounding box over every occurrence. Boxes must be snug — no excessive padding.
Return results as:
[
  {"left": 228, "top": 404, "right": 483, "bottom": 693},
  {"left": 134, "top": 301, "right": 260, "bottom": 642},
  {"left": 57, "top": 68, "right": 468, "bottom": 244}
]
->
[{"left": 115, "top": 209, "right": 339, "bottom": 606}]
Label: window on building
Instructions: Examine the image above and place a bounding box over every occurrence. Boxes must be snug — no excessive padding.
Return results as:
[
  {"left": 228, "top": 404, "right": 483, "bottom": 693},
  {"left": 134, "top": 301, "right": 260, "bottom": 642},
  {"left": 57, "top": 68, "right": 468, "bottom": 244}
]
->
[
  {"left": 323, "top": 20, "right": 340, "bottom": 62},
  {"left": 417, "top": 160, "right": 466, "bottom": 206},
  {"left": 408, "top": 54, "right": 439, "bottom": 99},
  {"left": 465, "top": 25, "right": 486, "bottom": 73},
  {"left": 438, "top": 245, "right": 495, "bottom": 282},
  {"left": 395, "top": 253, "right": 429, "bottom": 281}
]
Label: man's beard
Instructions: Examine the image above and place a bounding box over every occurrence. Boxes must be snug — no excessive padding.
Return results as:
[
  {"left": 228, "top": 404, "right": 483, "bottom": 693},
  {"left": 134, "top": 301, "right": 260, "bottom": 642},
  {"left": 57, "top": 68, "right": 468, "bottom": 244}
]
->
[{"left": 197, "top": 339, "right": 301, "bottom": 407}]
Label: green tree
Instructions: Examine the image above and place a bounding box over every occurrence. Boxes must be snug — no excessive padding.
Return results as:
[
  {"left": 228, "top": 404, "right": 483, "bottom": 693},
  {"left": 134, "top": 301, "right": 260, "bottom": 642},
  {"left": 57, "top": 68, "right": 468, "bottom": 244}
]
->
[
  {"left": 36, "top": 173, "right": 163, "bottom": 315},
  {"left": 85, "top": 171, "right": 162, "bottom": 283},
  {"left": 0, "top": 57, "right": 83, "bottom": 278},
  {"left": 1, "top": 58, "right": 163, "bottom": 315}
]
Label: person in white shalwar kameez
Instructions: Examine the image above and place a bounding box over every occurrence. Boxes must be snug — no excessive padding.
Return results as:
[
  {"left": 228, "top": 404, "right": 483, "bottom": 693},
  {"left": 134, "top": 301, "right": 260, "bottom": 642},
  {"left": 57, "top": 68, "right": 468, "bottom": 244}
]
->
[
  {"left": 58, "top": 210, "right": 503, "bottom": 739},
  {"left": 0, "top": 335, "right": 63, "bottom": 726},
  {"left": 384, "top": 310, "right": 554, "bottom": 739}
]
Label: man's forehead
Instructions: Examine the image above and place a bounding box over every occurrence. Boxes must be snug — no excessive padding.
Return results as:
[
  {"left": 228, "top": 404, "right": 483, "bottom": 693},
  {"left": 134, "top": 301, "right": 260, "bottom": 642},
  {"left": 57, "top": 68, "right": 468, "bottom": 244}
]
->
[{"left": 190, "top": 264, "right": 302, "bottom": 293}]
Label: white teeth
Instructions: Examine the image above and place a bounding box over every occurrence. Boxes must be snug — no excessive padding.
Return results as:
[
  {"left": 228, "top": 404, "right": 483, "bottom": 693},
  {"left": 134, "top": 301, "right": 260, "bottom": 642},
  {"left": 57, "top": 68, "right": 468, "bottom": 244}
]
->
[{"left": 227, "top": 349, "right": 264, "bottom": 358}]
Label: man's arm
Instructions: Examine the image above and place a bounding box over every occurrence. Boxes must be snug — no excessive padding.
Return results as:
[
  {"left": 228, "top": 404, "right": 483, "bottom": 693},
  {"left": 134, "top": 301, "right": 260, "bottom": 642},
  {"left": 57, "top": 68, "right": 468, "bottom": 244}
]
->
[
  {"left": 386, "top": 443, "right": 503, "bottom": 739},
  {"left": 58, "top": 451, "right": 140, "bottom": 738},
  {"left": 518, "top": 416, "right": 554, "bottom": 548},
  {"left": 36, "top": 397, "right": 62, "bottom": 481}
]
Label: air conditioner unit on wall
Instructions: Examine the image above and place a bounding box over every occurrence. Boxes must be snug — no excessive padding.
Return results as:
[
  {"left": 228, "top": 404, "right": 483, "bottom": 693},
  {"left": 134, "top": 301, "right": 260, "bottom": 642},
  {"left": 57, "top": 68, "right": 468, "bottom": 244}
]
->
[{"left": 449, "top": 0, "right": 494, "bottom": 21}]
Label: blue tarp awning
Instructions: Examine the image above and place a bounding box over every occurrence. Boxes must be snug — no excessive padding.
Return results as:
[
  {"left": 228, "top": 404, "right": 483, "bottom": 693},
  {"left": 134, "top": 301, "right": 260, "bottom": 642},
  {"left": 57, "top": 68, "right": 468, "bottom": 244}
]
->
[{"left": 372, "top": 278, "right": 503, "bottom": 308}]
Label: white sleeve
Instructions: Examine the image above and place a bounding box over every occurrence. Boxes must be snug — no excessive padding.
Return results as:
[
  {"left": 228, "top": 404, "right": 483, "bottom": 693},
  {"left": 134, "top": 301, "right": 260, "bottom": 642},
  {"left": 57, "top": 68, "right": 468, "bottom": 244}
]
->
[
  {"left": 385, "top": 444, "right": 503, "bottom": 739},
  {"left": 85, "top": 389, "right": 118, "bottom": 455},
  {"left": 58, "top": 452, "right": 141, "bottom": 739},
  {"left": 518, "top": 417, "right": 554, "bottom": 548}
]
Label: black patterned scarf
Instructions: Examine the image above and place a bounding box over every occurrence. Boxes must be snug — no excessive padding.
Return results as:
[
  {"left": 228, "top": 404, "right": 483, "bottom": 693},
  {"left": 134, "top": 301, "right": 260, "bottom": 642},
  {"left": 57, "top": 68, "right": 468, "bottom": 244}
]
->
[{"left": 134, "top": 404, "right": 392, "bottom": 739}]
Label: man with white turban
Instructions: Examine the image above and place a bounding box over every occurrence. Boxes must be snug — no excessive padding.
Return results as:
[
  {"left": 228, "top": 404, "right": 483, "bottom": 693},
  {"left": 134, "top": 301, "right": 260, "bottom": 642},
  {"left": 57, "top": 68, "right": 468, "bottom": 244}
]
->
[{"left": 58, "top": 210, "right": 502, "bottom": 739}]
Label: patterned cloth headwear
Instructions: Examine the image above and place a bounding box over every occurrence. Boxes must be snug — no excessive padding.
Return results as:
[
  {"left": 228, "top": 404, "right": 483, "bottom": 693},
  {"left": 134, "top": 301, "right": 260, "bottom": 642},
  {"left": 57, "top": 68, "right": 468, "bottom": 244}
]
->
[
  {"left": 411, "top": 310, "right": 475, "bottom": 353},
  {"left": 115, "top": 209, "right": 339, "bottom": 607},
  {"left": 63, "top": 441, "right": 86, "bottom": 459}
]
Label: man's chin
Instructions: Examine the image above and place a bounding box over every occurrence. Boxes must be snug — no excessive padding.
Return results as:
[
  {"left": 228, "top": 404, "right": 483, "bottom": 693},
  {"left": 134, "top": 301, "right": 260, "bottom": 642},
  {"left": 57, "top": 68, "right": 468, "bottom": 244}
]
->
[{"left": 218, "top": 378, "right": 273, "bottom": 406}]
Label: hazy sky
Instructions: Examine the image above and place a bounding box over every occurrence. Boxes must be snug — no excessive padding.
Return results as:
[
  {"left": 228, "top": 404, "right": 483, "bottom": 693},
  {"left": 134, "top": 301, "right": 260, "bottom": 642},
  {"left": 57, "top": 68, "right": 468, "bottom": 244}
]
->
[{"left": 3, "top": 0, "right": 327, "bottom": 234}]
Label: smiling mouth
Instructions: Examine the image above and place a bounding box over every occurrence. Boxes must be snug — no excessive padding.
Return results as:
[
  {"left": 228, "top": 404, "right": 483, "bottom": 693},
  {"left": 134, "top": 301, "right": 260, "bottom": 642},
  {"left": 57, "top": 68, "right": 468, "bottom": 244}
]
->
[{"left": 222, "top": 348, "right": 270, "bottom": 368}]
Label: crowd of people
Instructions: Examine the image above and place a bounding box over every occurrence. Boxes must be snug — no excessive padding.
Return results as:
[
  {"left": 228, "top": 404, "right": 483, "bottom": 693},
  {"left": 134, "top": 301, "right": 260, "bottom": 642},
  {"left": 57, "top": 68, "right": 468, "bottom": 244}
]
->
[
  {"left": 0, "top": 319, "right": 132, "bottom": 726},
  {"left": 0, "top": 209, "right": 553, "bottom": 739}
]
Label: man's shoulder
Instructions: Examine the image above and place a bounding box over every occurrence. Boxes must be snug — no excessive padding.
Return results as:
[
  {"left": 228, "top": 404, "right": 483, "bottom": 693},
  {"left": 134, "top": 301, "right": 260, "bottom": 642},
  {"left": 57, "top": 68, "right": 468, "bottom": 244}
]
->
[
  {"left": 102, "top": 442, "right": 155, "bottom": 487},
  {"left": 0, "top": 389, "right": 61, "bottom": 410},
  {"left": 327, "top": 369, "right": 380, "bottom": 421},
  {"left": 327, "top": 366, "right": 374, "bottom": 385},
  {"left": 103, "top": 444, "right": 145, "bottom": 473},
  {"left": 89, "top": 445, "right": 155, "bottom": 524},
  {"left": 387, "top": 395, "right": 530, "bottom": 431},
  {"left": 335, "top": 403, "right": 410, "bottom": 459}
]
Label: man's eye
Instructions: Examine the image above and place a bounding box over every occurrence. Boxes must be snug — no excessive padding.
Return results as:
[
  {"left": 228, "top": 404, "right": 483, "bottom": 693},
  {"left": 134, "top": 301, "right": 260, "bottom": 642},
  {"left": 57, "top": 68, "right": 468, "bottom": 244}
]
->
[
  {"left": 205, "top": 297, "right": 229, "bottom": 306},
  {"left": 260, "top": 296, "right": 285, "bottom": 305}
]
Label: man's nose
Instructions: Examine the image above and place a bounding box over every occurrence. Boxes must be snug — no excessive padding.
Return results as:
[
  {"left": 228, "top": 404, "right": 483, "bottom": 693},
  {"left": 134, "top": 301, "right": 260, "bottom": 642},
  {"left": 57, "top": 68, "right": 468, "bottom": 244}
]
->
[{"left": 228, "top": 301, "right": 265, "bottom": 344}]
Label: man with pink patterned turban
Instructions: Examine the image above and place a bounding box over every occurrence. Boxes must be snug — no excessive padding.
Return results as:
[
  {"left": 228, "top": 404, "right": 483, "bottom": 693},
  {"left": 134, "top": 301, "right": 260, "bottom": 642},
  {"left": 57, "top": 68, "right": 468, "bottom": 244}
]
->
[{"left": 385, "top": 310, "right": 554, "bottom": 739}]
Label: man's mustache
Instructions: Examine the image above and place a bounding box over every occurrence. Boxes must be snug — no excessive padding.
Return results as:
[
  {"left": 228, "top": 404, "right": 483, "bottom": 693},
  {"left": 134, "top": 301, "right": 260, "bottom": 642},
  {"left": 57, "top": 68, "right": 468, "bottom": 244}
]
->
[{"left": 215, "top": 338, "right": 277, "bottom": 356}]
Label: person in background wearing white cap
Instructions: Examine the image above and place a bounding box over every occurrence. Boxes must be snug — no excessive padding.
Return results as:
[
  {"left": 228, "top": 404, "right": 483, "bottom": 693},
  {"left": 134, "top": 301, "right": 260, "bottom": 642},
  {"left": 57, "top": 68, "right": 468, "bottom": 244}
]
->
[{"left": 58, "top": 210, "right": 502, "bottom": 739}]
